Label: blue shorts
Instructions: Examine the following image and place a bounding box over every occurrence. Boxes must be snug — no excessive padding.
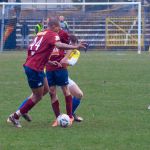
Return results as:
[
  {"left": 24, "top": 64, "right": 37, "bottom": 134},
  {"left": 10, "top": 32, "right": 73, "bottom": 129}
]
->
[
  {"left": 24, "top": 66, "right": 45, "bottom": 89},
  {"left": 46, "top": 69, "right": 69, "bottom": 86}
]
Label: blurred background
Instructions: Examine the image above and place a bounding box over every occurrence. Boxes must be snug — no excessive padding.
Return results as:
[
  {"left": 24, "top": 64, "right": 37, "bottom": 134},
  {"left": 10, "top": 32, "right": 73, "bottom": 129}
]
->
[{"left": 0, "top": 0, "right": 149, "bottom": 51}]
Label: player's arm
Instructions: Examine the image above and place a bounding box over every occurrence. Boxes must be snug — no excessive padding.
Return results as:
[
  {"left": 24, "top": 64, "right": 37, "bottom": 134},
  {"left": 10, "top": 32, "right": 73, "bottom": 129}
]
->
[
  {"left": 55, "top": 41, "right": 86, "bottom": 50},
  {"left": 67, "top": 49, "right": 80, "bottom": 66},
  {"left": 63, "top": 50, "right": 73, "bottom": 62},
  {"left": 60, "top": 49, "right": 80, "bottom": 66},
  {"left": 65, "top": 50, "right": 73, "bottom": 58},
  {"left": 60, "top": 50, "right": 72, "bottom": 66},
  {"left": 48, "top": 60, "right": 62, "bottom": 67}
]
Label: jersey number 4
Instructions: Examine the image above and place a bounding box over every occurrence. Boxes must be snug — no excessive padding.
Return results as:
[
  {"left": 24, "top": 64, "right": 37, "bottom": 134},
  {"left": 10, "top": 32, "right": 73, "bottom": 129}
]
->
[{"left": 29, "top": 36, "right": 43, "bottom": 56}]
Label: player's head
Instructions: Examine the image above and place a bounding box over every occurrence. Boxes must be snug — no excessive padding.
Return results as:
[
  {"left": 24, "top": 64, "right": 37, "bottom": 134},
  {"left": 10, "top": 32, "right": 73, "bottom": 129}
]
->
[
  {"left": 69, "top": 34, "right": 78, "bottom": 45},
  {"left": 48, "top": 18, "right": 60, "bottom": 33},
  {"left": 59, "top": 15, "right": 64, "bottom": 21}
]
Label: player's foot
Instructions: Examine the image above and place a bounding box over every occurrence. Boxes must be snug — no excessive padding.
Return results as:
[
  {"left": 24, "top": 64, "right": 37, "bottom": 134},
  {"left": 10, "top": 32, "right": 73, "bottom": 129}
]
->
[
  {"left": 73, "top": 113, "right": 83, "bottom": 122},
  {"left": 52, "top": 119, "right": 58, "bottom": 127},
  {"left": 70, "top": 117, "right": 74, "bottom": 125},
  {"left": 148, "top": 105, "right": 150, "bottom": 110},
  {"left": 7, "top": 117, "right": 11, "bottom": 123},
  {"left": 8, "top": 114, "right": 22, "bottom": 128},
  {"left": 22, "top": 113, "right": 32, "bottom": 122}
]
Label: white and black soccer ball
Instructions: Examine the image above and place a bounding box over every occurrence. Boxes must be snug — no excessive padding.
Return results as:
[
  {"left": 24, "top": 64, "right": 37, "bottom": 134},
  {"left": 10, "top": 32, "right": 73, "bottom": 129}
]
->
[{"left": 57, "top": 114, "right": 71, "bottom": 128}]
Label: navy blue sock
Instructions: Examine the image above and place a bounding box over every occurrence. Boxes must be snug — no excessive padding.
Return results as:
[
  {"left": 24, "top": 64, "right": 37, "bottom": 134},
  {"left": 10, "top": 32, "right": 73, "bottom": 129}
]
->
[
  {"left": 72, "top": 97, "right": 81, "bottom": 114},
  {"left": 18, "top": 97, "right": 28, "bottom": 110}
]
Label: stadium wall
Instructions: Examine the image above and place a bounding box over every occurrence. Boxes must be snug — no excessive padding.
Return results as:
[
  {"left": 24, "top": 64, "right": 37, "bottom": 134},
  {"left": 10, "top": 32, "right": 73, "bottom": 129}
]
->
[{"left": 1, "top": 2, "right": 149, "bottom": 51}]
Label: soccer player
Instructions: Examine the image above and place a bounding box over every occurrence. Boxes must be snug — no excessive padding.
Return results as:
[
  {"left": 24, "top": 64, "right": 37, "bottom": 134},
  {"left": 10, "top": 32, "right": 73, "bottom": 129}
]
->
[
  {"left": 59, "top": 15, "right": 69, "bottom": 32},
  {"left": 8, "top": 19, "right": 86, "bottom": 128},
  {"left": 34, "top": 21, "right": 43, "bottom": 35},
  {"left": 45, "top": 29, "right": 73, "bottom": 127},
  {"left": 45, "top": 30, "right": 84, "bottom": 126},
  {"left": 68, "top": 78, "right": 83, "bottom": 122},
  {"left": 60, "top": 34, "right": 83, "bottom": 122}
]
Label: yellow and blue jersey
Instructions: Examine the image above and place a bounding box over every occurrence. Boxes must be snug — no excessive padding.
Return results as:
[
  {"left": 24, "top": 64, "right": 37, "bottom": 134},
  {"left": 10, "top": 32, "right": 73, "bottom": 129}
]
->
[{"left": 68, "top": 49, "right": 80, "bottom": 66}]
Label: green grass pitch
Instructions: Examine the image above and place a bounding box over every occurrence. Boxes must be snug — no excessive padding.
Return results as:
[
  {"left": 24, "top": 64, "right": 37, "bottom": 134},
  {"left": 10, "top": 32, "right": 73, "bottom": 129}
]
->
[{"left": 0, "top": 51, "right": 150, "bottom": 150}]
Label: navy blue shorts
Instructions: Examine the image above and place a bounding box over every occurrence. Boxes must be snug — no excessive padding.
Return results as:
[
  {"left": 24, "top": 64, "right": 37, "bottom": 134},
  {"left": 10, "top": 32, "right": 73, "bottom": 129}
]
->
[
  {"left": 46, "top": 69, "right": 69, "bottom": 86},
  {"left": 24, "top": 66, "right": 45, "bottom": 89}
]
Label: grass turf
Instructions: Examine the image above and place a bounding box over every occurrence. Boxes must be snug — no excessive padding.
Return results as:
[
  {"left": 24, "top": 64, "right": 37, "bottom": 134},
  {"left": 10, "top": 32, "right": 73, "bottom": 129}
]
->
[{"left": 0, "top": 51, "right": 150, "bottom": 150}]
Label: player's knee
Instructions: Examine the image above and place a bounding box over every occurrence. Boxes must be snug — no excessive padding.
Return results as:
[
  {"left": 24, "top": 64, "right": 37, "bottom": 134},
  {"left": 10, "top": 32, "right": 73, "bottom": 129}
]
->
[
  {"left": 49, "top": 92, "right": 55, "bottom": 100},
  {"left": 43, "top": 88, "right": 49, "bottom": 96},
  {"left": 36, "top": 94, "right": 43, "bottom": 101},
  {"left": 78, "top": 93, "right": 83, "bottom": 99},
  {"left": 32, "top": 94, "right": 43, "bottom": 102},
  {"left": 76, "top": 91, "right": 83, "bottom": 99},
  {"left": 49, "top": 88, "right": 56, "bottom": 95},
  {"left": 49, "top": 89, "right": 57, "bottom": 101},
  {"left": 62, "top": 86, "right": 70, "bottom": 96},
  {"left": 51, "top": 98, "right": 58, "bottom": 104},
  {"left": 38, "top": 96, "right": 42, "bottom": 101},
  {"left": 63, "top": 90, "right": 70, "bottom": 97}
]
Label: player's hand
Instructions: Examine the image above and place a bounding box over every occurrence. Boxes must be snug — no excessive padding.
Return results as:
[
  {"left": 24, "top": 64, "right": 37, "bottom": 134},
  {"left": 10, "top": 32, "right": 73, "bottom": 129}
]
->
[
  {"left": 48, "top": 61, "right": 62, "bottom": 67},
  {"left": 60, "top": 58, "right": 68, "bottom": 67},
  {"left": 76, "top": 42, "right": 89, "bottom": 52},
  {"left": 60, "top": 57, "right": 68, "bottom": 65}
]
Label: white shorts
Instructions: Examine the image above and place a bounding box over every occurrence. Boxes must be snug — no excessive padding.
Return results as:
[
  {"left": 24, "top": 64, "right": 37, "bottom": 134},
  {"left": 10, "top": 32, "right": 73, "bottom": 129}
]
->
[
  {"left": 57, "top": 77, "right": 75, "bottom": 88},
  {"left": 68, "top": 77, "right": 75, "bottom": 87}
]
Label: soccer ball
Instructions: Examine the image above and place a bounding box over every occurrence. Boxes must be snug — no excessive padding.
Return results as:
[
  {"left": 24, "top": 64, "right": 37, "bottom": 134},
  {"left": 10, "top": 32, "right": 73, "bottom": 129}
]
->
[{"left": 57, "top": 114, "right": 71, "bottom": 128}]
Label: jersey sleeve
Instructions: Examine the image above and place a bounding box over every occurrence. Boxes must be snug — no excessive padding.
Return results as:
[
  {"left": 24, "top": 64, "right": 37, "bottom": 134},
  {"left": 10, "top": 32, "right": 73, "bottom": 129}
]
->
[
  {"left": 48, "top": 33, "right": 60, "bottom": 45},
  {"left": 59, "top": 30, "right": 69, "bottom": 44},
  {"left": 68, "top": 49, "right": 80, "bottom": 66}
]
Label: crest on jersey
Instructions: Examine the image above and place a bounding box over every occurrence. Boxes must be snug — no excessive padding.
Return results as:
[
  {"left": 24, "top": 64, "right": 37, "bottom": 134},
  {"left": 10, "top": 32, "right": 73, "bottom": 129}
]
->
[{"left": 55, "top": 36, "right": 60, "bottom": 41}]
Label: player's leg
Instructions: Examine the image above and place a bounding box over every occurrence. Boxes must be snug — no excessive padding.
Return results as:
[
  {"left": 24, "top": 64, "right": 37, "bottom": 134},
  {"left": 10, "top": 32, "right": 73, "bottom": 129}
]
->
[
  {"left": 68, "top": 77, "right": 83, "bottom": 122},
  {"left": 18, "top": 76, "right": 49, "bottom": 110},
  {"left": 49, "top": 86, "right": 61, "bottom": 127},
  {"left": 15, "top": 76, "right": 49, "bottom": 122},
  {"left": 61, "top": 85, "right": 73, "bottom": 118},
  {"left": 18, "top": 97, "right": 29, "bottom": 110},
  {"left": 7, "top": 96, "right": 32, "bottom": 123},
  {"left": 46, "top": 70, "right": 60, "bottom": 127},
  {"left": 49, "top": 86, "right": 60, "bottom": 117},
  {"left": 8, "top": 66, "right": 45, "bottom": 127},
  {"left": 61, "top": 85, "right": 74, "bottom": 124},
  {"left": 54, "top": 69, "right": 73, "bottom": 120},
  {"left": 8, "top": 86, "right": 44, "bottom": 128}
]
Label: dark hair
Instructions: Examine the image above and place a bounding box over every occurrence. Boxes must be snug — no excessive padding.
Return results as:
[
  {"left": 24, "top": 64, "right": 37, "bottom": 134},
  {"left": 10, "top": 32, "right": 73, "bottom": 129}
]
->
[{"left": 69, "top": 34, "right": 78, "bottom": 44}]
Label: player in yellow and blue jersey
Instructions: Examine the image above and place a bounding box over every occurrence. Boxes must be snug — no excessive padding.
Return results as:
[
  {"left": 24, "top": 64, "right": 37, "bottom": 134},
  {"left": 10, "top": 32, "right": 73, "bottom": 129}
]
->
[{"left": 60, "top": 36, "right": 84, "bottom": 121}]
